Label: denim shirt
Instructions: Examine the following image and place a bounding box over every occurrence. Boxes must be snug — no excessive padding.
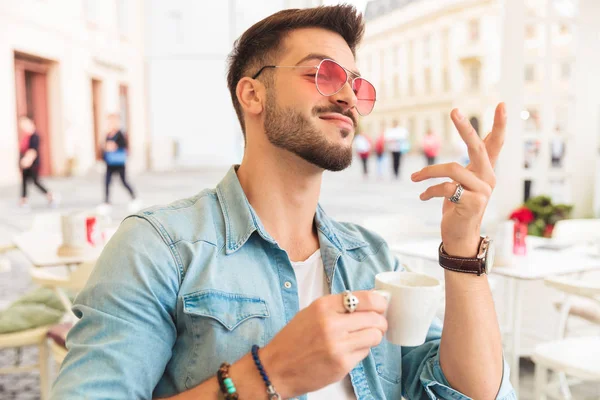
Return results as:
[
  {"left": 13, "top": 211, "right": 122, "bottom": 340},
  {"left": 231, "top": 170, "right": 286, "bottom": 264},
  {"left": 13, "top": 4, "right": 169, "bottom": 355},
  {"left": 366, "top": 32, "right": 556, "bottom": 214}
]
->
[{"left": 50, "top": 166, "right": 516, "bottom": 400}]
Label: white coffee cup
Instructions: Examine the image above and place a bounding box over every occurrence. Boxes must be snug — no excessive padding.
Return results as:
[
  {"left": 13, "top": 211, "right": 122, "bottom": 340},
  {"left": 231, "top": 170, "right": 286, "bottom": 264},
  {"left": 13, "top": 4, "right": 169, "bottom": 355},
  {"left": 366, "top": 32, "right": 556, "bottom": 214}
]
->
[{"left": 374, "top": 271, "right": 443, "bottom": 346}]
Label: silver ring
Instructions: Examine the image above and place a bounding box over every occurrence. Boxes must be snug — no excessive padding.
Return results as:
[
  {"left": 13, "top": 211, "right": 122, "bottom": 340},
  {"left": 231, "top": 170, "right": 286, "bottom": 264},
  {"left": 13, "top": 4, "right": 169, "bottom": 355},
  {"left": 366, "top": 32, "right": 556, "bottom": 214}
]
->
[
  {"left": 449, "top": 184, "right": 464, "bottom": 204},
  {"left": 343, "top": 290, "right": 359, "bottom": 313}
]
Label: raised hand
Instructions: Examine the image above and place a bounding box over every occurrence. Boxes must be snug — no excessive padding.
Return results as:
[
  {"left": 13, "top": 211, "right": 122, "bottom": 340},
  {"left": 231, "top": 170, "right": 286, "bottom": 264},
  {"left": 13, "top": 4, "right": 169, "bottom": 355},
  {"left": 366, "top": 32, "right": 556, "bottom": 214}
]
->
[{"left": 411, "top": 103, "right": 507, "bottom": 256}]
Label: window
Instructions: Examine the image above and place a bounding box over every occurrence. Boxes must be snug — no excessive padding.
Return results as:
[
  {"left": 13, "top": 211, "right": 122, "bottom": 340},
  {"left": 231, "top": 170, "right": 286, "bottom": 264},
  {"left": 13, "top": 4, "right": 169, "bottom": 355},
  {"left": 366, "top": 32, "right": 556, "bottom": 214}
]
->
[
  {"left": 561, "top": 62, "right": 571, "bottom": 79},
  {"left": 442, "top": 112, "right": 450, "bottom": 141},
  {"left": 442, "top": 29, "right": 450, "bottom": 61},
  {"left": 469, "top": 19, "right": 480, "bottom": 42},
  {"left": 525, "top": 65, "right": 535, "bottom": 82},
  {"left": 84, "top": 0, "right": 97, "bottom": 24},
  {"left": 424, "top": 68, "right": 431, "bottom": 94},
  {"left": 443, "top": 67, "right": 450, "bottom": 92},
  {"left": 423, "top": 35, "right": 431, "bottom": 60},
  {"left": 394, "top": 74, "right": 400, "bottom": 98},
  {"left": 470, "top": 65, "right": 480, "bottom": 90},
  {"left": 168, "top": 10, "right": 184, "bottom": 44},
  {"left": 408, "top": 75, "right": 415, "bottom": 96},
  {"left": 117, "top": 0, "right": 128, "bottom": 37},
  {"left": 526, "top": 24, "right": 536, "bottom": 39}
]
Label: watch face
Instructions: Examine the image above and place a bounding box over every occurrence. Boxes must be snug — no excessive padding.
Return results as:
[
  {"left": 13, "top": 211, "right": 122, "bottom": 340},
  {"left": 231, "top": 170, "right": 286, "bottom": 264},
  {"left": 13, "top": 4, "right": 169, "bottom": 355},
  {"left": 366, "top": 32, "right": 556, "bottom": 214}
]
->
[{"left": 484, "top": 239, "right": 495, "bottom": 274}]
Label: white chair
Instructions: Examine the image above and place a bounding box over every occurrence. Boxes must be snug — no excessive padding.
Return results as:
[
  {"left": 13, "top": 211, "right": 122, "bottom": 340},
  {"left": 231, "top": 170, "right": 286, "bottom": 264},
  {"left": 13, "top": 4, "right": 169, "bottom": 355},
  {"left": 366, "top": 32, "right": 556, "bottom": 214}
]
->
[
  {"left": 552, "top": 219, "right": 600, "bottom": 242},
  {"left": 0, "top": 326, "right": 51, "bottom": 400},
  {"left": 551, "top": 218, "right": 600, "bottom": 332},
  {"left": 29, "top": 261, "right": 96, "bottom": 390},
  {"left": 532, "top": 276, "right": 600, "bottom": 399}
]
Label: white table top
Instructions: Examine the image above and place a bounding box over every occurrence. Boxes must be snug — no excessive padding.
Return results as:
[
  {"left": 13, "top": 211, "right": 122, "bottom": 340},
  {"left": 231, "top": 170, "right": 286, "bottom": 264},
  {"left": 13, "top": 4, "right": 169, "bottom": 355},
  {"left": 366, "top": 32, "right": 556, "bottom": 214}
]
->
[
  {"left": 391, "top": 236, "right": 600, "bottom": 280},
  {"left": 13, "top": 229, "right": 115, "bottom": 268}
]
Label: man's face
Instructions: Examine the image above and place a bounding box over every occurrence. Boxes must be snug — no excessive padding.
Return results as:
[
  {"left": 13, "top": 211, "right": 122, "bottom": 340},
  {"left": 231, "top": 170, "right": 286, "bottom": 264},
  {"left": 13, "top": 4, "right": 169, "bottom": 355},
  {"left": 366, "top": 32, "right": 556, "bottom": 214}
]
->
[{"left": 262, "top": 28, "right": 360, "bottom": 172}]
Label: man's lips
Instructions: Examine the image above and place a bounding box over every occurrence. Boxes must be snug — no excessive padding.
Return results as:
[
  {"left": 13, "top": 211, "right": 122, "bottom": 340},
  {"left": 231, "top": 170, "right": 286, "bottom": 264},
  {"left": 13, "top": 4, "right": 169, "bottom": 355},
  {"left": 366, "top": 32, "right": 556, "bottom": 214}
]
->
[{"left": 319, "top": 113, "right": 355, "bottom": 131}]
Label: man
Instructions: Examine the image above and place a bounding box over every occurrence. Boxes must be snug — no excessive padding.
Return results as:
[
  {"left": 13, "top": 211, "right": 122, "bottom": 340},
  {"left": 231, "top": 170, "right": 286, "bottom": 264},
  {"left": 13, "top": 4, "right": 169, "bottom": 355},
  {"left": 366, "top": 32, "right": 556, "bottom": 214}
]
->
[
  {"left": 18, "top": 115, "right": 56, "bottom": 208},
  {"left": 384, "top": 120, "right": 409, "bottom": 179},
  {"left": 102, "top": 113, "right": 137, "bottom": 208},
  {"left": 51, "top": 6, "right": 515, "bottom": 400}
]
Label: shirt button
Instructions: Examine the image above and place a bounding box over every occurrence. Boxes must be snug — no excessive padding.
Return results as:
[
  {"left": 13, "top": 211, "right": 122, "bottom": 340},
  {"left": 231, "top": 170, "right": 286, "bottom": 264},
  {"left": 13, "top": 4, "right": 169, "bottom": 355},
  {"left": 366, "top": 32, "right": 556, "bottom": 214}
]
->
[{"left": 284, "top": 281, "right": 292, "bottom": 289}]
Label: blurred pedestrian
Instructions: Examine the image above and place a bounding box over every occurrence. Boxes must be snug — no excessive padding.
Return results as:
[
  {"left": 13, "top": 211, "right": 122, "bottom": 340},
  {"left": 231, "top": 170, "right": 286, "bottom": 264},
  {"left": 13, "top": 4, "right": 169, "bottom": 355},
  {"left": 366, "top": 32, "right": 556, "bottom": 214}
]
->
[
  {"left": 353, "top": 132, "right": 371, "bottom": 177},
  {"left": 422, "top": 128, "right": 441, "bottom": 166},
  {"left": 103, "top": 113, "right": 137, "bottom": 207},
  {"left": 374, "top": 131, "right": 386, "bottom": 178},
  {"left": 550, "top": 133, "right": 565, "bottom": 168},
  {"left": 384, "top": 120, "right": 409, "bottom": 179},
  {"left": 18, "top": 115, "right": 56, "bottom": 208}
]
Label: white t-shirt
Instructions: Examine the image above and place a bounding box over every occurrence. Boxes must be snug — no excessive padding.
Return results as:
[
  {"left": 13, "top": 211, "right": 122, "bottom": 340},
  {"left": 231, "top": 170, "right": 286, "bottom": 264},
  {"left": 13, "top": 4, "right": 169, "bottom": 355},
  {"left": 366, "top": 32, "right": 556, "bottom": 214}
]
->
[{"left": 290, "top": 250, "right": 357, "bottom": 400}]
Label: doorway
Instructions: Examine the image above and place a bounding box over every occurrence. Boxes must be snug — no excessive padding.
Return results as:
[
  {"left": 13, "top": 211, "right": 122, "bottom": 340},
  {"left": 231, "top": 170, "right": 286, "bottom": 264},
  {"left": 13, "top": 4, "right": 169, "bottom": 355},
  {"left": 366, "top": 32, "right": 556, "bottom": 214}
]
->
[
  {"left": 14, "top": 55, "right": 52, "bottom": 176},
  {"left": 91, "top": 79, "right": 103, "bottom": 160}
]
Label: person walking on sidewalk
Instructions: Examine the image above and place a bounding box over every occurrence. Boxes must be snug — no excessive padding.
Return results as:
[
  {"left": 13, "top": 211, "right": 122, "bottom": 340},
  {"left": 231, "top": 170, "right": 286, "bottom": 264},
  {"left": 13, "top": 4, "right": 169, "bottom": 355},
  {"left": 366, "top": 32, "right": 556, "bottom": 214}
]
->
[
  {"left": 18, "top": 115, "right": 56, "bottom": 208},
  {"left": 422, "top": 128, "right": 441, "bottom": 166},
  {"left": 374, "top": 130, "right": 386, "bottom": 178},
  {"left": 384, "top": 120, "right": 409, "bottom": 179},
  {"left": 353, "top": 131, "right": 371, "bottom": 177},
  {"left": 103, "top": 113, "right": 137, "bottom": 207}
]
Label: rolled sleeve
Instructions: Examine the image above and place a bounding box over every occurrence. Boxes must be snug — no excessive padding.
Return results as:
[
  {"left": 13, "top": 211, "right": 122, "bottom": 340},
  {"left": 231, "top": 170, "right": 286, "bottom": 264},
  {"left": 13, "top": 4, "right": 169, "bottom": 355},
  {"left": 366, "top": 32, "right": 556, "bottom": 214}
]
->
[
  {"left": 402, "top": 319, "right": 517, "bottom": 400},
  {"left": 50, "top": 216, "right": 181, "bottom": 400}
]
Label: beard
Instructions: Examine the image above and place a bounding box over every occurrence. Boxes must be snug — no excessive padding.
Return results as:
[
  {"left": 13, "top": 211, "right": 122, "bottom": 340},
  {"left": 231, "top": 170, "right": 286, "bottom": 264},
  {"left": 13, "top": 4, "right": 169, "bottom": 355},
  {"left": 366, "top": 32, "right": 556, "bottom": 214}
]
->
[{"left": 263, "top": 91, "right": 355, "bottom": 172}]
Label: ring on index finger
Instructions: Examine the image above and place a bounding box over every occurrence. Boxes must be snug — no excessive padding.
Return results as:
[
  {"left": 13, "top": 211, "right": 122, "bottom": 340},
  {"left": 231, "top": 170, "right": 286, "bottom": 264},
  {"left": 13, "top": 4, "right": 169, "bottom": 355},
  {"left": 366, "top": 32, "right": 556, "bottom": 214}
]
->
[
  {"left": 448, "top": 184, "right": 464, "bottom": 204},
  {"left": 343, "top": 290, "right": 359, "bottom": 313}
]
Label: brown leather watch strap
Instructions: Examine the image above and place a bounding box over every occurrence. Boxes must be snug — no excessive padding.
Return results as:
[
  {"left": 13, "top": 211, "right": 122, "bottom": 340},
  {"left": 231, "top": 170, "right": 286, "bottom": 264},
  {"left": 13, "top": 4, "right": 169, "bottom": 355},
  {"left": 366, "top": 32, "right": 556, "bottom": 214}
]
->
[{"left": 438, "top": 240, "right": 484, "bottom": 276}]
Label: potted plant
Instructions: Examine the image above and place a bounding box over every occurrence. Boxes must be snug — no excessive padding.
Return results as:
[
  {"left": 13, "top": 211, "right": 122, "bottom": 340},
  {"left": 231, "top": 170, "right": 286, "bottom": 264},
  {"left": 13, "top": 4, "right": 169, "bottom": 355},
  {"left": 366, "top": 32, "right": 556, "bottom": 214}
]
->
[{"left": 510, "top": 195, "right": 573, "bottom": 237}]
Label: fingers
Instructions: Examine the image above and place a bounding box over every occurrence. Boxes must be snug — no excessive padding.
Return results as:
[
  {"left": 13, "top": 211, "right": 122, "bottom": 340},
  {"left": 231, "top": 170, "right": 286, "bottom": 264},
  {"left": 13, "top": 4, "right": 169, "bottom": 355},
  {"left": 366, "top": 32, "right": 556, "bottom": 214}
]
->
[
  {"left": 345, "top": 327, "right": 384, "bottom": 351},
  {"left": 420, "top": 182, "right": 461, "bottom": 201},
  {"left": 484, "top": 103, "right": 507, "bottom": 168},
  {"left": 451, "top": 108, "right": 493, "bottom": 175},
  {"left": 331, "top": 290, "right": 389, "bottom": 314},
  {"left": 412, "top": 163, "right": 489, "bottom": 193},
  {"left": 340, "top": 311, "right": 388, "bottom": 335},
  {"left": 419, "top": 182, "right": 491, "bottom": 205}
]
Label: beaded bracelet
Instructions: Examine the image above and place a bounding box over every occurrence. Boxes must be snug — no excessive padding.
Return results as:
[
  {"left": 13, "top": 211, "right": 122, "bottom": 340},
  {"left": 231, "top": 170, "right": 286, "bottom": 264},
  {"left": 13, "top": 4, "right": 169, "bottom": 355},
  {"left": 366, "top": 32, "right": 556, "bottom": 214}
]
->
[
  {"left": 217, "top": 362, "right": 239, "bottom": 400},
  {"left": 251, "top": 345, "right": 281, "bottom": 400}
]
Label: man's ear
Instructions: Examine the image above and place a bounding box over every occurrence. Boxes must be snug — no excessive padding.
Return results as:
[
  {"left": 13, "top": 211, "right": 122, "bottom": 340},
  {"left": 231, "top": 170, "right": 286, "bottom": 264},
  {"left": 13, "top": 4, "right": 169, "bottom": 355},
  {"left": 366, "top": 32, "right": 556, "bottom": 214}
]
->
[{"left": 237, "top": 77, "right": 265, "bottom": 117}]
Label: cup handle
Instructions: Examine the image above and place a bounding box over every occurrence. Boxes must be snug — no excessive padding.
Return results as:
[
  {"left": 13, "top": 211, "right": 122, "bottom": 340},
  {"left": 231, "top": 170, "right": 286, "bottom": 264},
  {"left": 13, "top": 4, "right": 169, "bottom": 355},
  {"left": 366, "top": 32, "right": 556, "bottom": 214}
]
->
[{"left": 373, "top": 289, "right": 391, "bottom": 304}]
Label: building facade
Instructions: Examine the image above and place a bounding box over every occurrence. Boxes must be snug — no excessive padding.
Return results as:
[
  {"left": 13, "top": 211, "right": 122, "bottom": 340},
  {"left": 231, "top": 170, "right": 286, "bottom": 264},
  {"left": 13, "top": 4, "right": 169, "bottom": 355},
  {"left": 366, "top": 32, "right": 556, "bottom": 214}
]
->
[
  {"left": 358, "top": 0, "right": 502, "bottom": 153},
  {"left": 144, "top": 0, "right": 317, "bottom": 171},
  {"left": 0, "top": 0, "right": 147, "bottom": 186}
]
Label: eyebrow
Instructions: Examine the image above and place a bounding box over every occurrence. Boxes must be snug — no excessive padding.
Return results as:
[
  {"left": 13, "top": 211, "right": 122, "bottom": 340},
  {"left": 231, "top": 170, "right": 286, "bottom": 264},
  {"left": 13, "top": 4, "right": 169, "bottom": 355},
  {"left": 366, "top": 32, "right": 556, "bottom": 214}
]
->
[{"left": 295, "top": 53, "right": 361, "bottom": 77}]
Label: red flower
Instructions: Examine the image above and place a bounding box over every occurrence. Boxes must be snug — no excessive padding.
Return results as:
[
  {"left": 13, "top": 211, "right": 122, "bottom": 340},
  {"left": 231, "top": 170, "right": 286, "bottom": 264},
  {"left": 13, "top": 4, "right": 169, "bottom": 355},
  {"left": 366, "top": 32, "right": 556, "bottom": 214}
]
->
[{"left": 510, "top": 207, "right": 535, "bottom": 224}]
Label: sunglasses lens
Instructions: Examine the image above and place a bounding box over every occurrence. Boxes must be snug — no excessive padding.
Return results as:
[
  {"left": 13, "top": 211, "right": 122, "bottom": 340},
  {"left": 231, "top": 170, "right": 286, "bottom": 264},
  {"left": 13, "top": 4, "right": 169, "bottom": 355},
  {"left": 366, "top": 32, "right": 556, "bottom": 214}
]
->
[
  {"left": 353, "top": 78, "right": 376, "bottom": 116},
  {"left": 316, "top": 60, "right": 347, "bottom": 96}
]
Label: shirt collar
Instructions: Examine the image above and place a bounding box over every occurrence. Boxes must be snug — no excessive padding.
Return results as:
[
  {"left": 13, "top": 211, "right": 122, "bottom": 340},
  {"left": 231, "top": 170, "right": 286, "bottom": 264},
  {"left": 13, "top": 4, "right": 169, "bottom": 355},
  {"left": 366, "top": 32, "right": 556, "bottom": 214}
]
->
[{"left": 215, "top": 166, "right": 368, "bottom": 255}]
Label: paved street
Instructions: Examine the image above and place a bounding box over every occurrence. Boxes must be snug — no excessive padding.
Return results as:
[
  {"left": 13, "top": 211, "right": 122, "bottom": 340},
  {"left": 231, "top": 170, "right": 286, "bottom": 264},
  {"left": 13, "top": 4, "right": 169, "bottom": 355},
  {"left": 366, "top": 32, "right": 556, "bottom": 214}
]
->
[{"left": 0, "top": 154, "right": 597, "bottom": 399}]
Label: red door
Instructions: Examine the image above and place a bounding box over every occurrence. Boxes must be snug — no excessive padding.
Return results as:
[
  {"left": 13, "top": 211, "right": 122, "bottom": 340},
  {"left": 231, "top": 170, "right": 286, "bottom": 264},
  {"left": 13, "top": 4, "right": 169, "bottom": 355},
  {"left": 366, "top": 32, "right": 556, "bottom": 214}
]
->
[{"left": 14, "top": 56, "right": 52, "bottom": 176}]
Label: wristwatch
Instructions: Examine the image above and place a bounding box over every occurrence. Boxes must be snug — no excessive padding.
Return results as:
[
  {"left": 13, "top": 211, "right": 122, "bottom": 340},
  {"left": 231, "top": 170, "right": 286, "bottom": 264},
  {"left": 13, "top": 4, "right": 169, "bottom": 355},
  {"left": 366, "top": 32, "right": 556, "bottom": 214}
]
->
[{"left": 438, "top": 236, "right": 495, "bottom": 276}]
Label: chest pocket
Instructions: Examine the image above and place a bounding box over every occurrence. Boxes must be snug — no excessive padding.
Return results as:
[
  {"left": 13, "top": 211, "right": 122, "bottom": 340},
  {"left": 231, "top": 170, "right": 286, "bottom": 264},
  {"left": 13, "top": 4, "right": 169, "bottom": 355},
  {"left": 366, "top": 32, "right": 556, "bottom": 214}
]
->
[
  {"left": 371, "top": 338, "right": 402, "bottom": 384},
  {"left": 182, "top": 289, "right": 270, "bottom": 389}
]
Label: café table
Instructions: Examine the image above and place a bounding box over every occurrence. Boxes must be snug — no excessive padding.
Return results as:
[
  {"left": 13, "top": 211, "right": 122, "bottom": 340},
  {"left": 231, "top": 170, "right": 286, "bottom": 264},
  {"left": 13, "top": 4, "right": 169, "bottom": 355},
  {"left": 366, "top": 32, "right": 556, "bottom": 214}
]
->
[
  {"left": 12, "top": 228, "right": 116, "bottom": 268},
  {"left": 391, "top": 236, "right": 600, "bottom": 396}
]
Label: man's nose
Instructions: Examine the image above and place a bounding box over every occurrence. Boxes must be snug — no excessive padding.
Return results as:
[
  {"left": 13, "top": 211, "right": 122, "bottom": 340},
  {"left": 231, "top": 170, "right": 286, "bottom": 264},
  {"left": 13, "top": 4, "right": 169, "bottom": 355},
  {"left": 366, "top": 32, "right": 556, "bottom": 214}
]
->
[{"left": 330, "top": 81, "right": 358, "bottom": 116}]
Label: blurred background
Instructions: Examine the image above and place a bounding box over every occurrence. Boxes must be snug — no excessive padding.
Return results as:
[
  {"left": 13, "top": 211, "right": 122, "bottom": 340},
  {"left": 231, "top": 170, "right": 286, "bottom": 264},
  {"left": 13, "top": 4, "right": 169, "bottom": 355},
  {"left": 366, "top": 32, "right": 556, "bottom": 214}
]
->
[{"left": 1, "top": 0, "right": 599, "bottom": 399}]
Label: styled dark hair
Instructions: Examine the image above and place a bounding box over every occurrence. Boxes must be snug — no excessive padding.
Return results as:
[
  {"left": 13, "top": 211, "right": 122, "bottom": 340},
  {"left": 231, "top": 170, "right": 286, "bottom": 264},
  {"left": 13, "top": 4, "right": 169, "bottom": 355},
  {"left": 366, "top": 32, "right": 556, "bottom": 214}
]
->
[{"left": 226, "top": 5, "right": 365, "bottom": 137}]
